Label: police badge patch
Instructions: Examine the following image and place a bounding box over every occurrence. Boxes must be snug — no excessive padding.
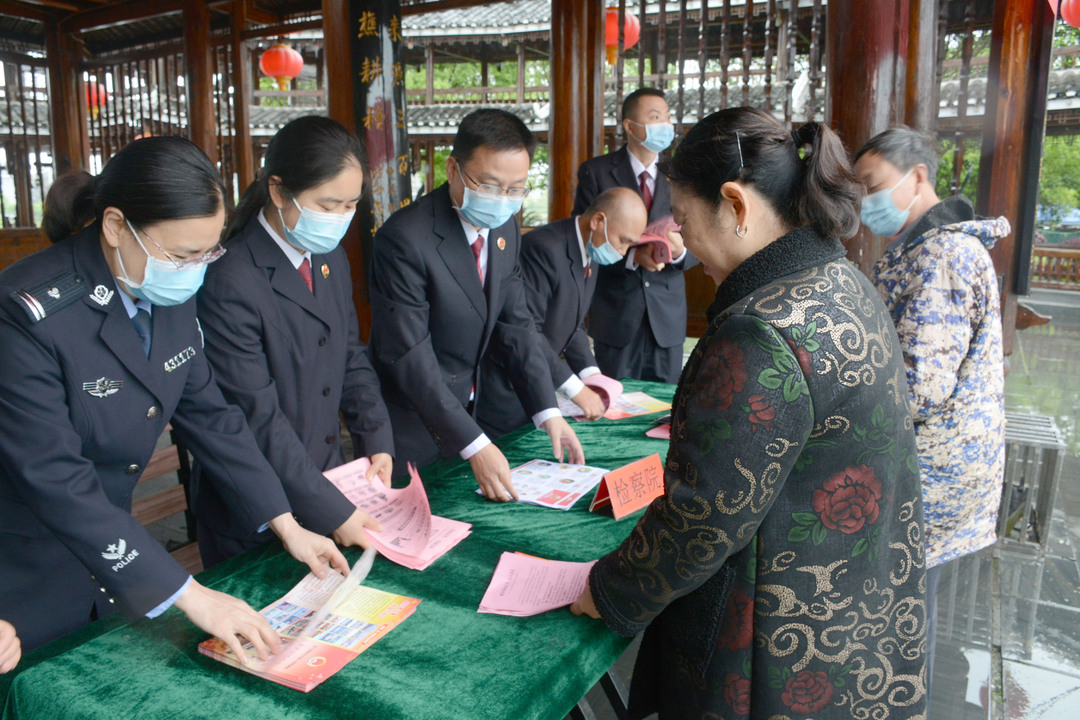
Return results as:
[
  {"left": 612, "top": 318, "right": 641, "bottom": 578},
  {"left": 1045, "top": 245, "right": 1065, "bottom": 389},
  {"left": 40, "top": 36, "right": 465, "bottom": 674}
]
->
[{"left": 83, "top": 377, "right": 123, "bottom": 398}]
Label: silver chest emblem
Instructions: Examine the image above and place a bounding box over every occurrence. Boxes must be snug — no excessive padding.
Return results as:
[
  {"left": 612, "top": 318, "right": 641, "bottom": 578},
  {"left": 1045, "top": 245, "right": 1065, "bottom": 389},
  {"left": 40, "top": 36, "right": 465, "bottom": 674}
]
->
[
  {"left": 90, "top": 285, "right": 114, "bottom": 306},
  {"left": 47, "top": 287, "right": 60, "bottom": 299},
  {"left": 83, "top": 377, "right": 124, "bottom": 398}
]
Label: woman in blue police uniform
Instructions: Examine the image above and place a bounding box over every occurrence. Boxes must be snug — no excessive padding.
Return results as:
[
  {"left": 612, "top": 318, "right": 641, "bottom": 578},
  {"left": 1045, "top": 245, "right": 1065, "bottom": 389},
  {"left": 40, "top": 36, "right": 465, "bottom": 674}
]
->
[
  {"left": 193, "top": 117, "right": 391, "bottom": 566},
  {"left": 0, "top": 137, "right": 349, "bottom": 656}
]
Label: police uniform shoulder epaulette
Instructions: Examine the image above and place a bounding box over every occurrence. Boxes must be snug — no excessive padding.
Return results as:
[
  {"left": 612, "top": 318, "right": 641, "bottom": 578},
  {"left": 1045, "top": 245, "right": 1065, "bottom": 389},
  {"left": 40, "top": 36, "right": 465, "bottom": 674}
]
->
[{"left": 10, "top": 270, "right": 86, "bottom": 323}]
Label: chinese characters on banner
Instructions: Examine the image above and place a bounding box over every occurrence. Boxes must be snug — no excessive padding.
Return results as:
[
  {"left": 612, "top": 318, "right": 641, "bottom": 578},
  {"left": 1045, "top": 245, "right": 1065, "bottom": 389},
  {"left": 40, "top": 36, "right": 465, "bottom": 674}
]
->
[{"left": 350, "top": 1, "right": 411, "bottom": 237}]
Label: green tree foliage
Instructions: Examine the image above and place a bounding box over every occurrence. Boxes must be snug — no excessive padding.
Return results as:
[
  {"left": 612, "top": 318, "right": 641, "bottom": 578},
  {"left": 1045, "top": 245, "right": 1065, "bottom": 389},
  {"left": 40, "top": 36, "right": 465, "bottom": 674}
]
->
[
  {"left": 1037, "top": 136, "right": 1080, "bottom": 226},
  {"left": 935, "top": 137, "right": 981, "bottom": 204}
]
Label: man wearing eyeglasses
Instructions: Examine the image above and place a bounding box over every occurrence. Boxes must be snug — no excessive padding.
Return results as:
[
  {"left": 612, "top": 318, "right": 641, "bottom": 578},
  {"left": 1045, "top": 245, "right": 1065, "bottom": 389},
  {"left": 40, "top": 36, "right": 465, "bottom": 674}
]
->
[
  {"left": 369, "top": 109, "right": 585, "bottom": 502},
  {"left": 573, "top": 87, "right": 696, "bottom": 385}
]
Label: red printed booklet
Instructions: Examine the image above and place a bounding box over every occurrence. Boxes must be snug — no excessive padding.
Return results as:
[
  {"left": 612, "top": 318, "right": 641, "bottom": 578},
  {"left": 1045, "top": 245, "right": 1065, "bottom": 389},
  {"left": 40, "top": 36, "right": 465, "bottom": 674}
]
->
[{"left": 198, "top": 557, "right": 420, "bottom": 692}]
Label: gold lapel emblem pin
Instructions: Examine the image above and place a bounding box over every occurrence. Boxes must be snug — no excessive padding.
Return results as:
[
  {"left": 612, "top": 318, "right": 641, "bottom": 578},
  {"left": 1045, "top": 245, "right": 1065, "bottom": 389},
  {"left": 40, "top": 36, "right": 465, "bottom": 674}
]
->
[
  {"left": 321, "top": 264, "right": 330, "bottom": 278},
  {"left": 497, "top": 237, "right": 506, "bottom": 251}
]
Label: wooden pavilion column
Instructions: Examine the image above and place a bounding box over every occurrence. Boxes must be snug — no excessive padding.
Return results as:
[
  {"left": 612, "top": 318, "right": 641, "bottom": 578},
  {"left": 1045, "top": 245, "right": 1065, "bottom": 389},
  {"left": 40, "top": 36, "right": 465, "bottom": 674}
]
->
[
  {"left": 183, "top": 0, "right": 217, "bottom": 163},
  {"left": 904, "top": 0, "right": 940, "bottom": 133},
  {"left": 826, "top": 0, "right": 910, "bottom": 275},
  {"left": 230, "top": 1, "right": 255, "bottom": 192},
  {"left": 975, "top": 0, "right": 1055, "bottom": 355},
  {"left": 549, "top": 0, "right": 604, "bottom": 221},
  {"left": 44, "top": 20, "right": 86, "bottom": 175}
]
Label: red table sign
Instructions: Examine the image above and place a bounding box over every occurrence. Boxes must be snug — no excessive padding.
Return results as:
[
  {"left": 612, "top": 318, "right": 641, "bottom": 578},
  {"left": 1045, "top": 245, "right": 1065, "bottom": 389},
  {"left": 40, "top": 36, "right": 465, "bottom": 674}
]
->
[{"left": 589, "top": 453, "right": 665, "bottom": 520}]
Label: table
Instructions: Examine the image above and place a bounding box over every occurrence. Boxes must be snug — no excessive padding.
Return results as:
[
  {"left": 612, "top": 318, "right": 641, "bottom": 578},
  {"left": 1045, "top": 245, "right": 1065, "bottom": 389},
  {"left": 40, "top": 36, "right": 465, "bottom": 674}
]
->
[{"left": 1, "top": 380, "right": 675, "bottom": 720}]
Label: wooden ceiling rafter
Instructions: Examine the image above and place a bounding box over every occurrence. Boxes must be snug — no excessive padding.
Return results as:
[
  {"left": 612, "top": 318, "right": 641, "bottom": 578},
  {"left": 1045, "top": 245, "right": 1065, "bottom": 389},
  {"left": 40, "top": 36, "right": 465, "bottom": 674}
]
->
[{"left": 0, "top": 0, "right": 59, "bottom": 22}]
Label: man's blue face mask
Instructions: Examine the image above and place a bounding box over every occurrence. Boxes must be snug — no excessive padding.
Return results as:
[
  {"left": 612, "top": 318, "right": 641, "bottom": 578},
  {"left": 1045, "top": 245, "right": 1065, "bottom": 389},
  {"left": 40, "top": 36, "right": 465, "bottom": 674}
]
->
[{"left": 860, "top": 167, "right": 917, "bottom": 237}]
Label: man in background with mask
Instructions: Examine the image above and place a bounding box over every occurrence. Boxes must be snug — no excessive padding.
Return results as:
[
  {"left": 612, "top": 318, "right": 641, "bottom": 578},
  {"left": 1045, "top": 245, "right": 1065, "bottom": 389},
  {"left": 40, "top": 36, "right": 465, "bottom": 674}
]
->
[
  {"left": 573, "top": 87, "right": 696, "bottom": 384},
  {"left": 854, "top": 127, "right": 1008, "bottom": 703},
  {"left": 477, "top": 187, "right": 648, "bottom": 437},
  {"left": 369, "top": 109, "right": 585, "bottom": 502}
]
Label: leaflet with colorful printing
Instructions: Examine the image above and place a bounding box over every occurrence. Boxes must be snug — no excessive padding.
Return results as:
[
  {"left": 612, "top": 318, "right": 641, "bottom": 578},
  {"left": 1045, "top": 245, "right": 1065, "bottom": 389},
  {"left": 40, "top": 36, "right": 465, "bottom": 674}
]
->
[
  {"left": 478, "top": 551, "right": 596, "bottom": 616},
  {"left": 324, "top": 459, "right": 471, "bottom": 570},
  {"left": 476, "top": 458, "right": 609, "bottom": 510},
  {"left": 557, "top": 374, "right": 623, "bottom": 418},
  {"left": 198, "top": 558, "right": 420, "bottom": 692},
  {"left": 602, "top": 391, "right": 672, "bottom": 420}
]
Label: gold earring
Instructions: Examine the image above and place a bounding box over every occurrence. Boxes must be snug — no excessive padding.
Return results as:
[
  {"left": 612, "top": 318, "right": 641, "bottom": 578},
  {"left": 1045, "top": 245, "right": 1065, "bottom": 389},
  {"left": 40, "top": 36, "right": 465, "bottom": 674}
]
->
[{"left": 735, "top": 224, "right": 749, "bottom": 238}]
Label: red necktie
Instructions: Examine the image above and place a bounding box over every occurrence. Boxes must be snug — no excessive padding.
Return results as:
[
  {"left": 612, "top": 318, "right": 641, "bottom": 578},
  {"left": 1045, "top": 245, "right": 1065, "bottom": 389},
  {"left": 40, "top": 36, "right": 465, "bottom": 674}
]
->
[
  {"left": 472, "top": 233, "right": 485, "bottom": 284},
  {"left": 298, "top": 257, "right": 314, "bottom": 293},
  {"left": 639, "top": 170, "right": 653, "bottom": 214}
]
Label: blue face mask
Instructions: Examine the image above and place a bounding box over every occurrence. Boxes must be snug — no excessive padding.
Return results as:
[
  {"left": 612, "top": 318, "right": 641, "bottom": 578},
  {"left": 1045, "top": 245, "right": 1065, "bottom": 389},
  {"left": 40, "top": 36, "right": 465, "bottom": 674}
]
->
[
  {"left": 632, "top": 121, "right": 675, "bottom": 154},
  {"left": 280, "top": 198, "right": 355, "bottom": 255},
  {"left": 860, "top": 167, "right": 917, "bottom": 237},
  {"left": 457, "top": 186, "right": 523, "bottom": 230},
  {"left": 117, "top": 220, "right": 207, "bottom": 306},
  {"left": 586, "top": 216, "right": 623, "bottom": 265}
]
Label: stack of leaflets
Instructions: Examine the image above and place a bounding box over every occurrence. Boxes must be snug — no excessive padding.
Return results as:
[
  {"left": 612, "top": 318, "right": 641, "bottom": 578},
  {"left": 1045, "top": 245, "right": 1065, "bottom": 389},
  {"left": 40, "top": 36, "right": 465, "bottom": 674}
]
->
[
  {"left": 325, "top": 459, "right": 471, "bottom": 571},
  {"left": 478, "top": 552, "right": 596, "bottom": 617},
  {"left": 198, "top": 555, "right": 420, "bottom": 691}
]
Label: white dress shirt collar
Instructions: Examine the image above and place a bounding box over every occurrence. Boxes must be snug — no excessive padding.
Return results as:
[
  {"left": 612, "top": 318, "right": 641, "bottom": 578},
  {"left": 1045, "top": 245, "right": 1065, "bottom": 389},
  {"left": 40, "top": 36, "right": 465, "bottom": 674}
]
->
[{"left": 258, "top": 208, "right": 310, "bottom": 270}]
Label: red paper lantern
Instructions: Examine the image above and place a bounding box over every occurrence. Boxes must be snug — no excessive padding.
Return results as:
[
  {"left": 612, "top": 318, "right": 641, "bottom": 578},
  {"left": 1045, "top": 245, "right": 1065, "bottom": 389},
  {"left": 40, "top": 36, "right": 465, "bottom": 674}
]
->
[
  {"left": 605, "top": 9, "right": 641, "bottom": 64},
  {"left": 84, "top": 82, "right": 108, "bottom": 118},
  {"left": 259, "top": 43, "right": 304, "bottom": 91},
  {"left": 1062, "top": 0, "right": 1080, "bottom": 27},
  {"left": 1049, "top": 0, "right": 1080, "bottom": 26}
]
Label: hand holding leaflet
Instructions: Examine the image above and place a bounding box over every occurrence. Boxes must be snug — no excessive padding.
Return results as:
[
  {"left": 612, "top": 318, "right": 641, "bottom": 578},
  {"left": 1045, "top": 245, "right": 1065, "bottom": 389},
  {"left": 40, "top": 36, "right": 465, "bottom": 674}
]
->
[
  {"left": 479, "top": 552, "right": 597, "bottom": 616},
  {"left": 197, "top": 550, "right": 420, "bottom": 691},
  {"left": 475, "top": 459, "right": 609, "bottom": 510},
  {"left": 325, "top": 459, "right": 471, "bottom": 570}
]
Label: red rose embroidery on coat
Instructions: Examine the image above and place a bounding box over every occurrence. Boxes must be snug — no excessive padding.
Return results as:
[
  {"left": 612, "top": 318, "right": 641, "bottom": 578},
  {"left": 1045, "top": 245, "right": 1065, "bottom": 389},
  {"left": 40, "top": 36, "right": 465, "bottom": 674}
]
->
[
  {"left": 786, "top": 338, "right": 813, "bottom": 376},
  {"left": 812, "top": 464, "right": 883, "bottom": 534},
  {"left": 722, "top": 673, "right": 751, "bottom": 716},
  {"left": 781, "top": 669, "right": 835, "bottom": 714},
  {"left": 716, "top": 588, "right": 755, "bottom": 651},
  {"left": 746, "top": 394, "right": 776, "bottom": 433},
  {"left": 696, "top": 338, "right": 748, "bottom": 410}
]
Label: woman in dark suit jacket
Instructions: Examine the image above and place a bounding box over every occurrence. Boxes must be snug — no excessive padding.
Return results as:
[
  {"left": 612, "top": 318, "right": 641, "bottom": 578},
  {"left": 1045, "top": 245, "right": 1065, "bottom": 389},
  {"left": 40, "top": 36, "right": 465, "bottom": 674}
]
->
[
  {"left": 194, "top": 117, "right": 393, "bottom": 567},
  {"left": 573, "top": 109, "right": 929, "bottom": 719}
]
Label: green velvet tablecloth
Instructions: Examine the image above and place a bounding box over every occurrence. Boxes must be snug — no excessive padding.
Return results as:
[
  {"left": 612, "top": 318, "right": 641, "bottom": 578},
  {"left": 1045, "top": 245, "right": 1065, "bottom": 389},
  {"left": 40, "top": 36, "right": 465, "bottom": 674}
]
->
[{"left": 1, "top": 380, "right": 675, "bottom": 720}]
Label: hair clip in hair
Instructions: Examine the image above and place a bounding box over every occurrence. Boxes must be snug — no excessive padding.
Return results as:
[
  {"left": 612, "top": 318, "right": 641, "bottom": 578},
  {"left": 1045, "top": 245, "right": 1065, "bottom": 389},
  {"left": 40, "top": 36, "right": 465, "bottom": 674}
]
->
[
  {"left": 791, "top": 127, "right": 809, "bottom": 160},
  {"left": 734, "top": 130, "right": 745, "bottom": 171}
]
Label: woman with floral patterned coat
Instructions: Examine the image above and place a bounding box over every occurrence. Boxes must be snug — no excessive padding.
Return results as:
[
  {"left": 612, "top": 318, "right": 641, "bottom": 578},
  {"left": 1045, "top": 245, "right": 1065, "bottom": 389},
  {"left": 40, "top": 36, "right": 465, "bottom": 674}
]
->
[{"left": 572, "top": 108, "right": 928, "bottom": 720}]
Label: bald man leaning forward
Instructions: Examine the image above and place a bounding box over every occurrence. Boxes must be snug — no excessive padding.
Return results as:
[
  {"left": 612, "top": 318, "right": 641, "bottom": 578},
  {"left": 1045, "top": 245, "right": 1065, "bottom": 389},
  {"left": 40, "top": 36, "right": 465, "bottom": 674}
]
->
[{"left": 477, "top": 188, "right": 648, "bottom": 437}]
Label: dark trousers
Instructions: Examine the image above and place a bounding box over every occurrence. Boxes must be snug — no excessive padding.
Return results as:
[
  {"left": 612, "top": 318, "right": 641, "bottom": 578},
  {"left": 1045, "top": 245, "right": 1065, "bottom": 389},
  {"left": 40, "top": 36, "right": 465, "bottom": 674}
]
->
[{"left": 594, "top": 314, "right": 683, "bottom": 384}]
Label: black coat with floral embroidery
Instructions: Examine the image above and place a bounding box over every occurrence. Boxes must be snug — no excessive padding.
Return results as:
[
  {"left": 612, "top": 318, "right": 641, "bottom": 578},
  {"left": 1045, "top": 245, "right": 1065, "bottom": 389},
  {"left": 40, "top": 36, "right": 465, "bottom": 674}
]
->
[{"left": 590, "top": 226, "right": 927, "bottom": 720}]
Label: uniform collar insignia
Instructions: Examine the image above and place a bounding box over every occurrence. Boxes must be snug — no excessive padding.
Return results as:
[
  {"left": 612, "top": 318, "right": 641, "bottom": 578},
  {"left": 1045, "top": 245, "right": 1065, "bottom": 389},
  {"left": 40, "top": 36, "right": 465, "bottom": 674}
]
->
[{"left": 90, "top": 284, "right": 114, "bottom": 307}]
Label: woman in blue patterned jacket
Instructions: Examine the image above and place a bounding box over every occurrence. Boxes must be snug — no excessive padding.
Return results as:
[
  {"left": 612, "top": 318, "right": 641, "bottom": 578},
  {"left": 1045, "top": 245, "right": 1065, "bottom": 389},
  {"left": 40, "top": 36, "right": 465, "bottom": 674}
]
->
[
  {"left": 572, "top": 108, "right": 927, "bottom": 719},
  {"left": 854, "top": 126, "right": 1007, "bottom": 696}
]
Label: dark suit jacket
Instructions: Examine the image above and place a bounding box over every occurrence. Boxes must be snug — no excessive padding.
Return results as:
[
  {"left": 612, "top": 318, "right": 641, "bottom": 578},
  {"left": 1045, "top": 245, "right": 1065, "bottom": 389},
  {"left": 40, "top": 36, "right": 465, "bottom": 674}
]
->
[
  {"left": 476, "top": 217, "right": 598, "bottom": 435},
  {"left": 0, "top": 227, "right": 291, "bottom": 651},
  {"left": 573, "top": 145, "right": 695, "bottom": 349},
  {"left": 369, "top": 183, "right": 556, "bottom": 470},
  {"left": 193, "top": 216, "right": 394, "bottom": 542}
]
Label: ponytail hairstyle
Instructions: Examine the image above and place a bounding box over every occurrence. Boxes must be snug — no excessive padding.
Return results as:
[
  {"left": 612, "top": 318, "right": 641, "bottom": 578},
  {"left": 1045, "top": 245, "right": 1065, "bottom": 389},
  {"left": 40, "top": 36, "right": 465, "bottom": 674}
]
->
[
  {"left": 225, "top": 115, "right": 366, "bottom": 241},
  {"left": 665, "top": 107, "right": 862, "bottom": 240},
  {"left": 42, "top": 136, "right": 225, "bottom": 243}
]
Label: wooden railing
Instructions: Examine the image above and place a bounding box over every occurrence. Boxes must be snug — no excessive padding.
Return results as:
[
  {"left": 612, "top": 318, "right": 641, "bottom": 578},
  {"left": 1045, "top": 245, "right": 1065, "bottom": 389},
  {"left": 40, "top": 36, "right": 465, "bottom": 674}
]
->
[
  {"left": 405, "top": 86, "right": 549, "bottom": 105},
  {"left": 1031, "top": 246, "right": 1080, "bottom": 290}
]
